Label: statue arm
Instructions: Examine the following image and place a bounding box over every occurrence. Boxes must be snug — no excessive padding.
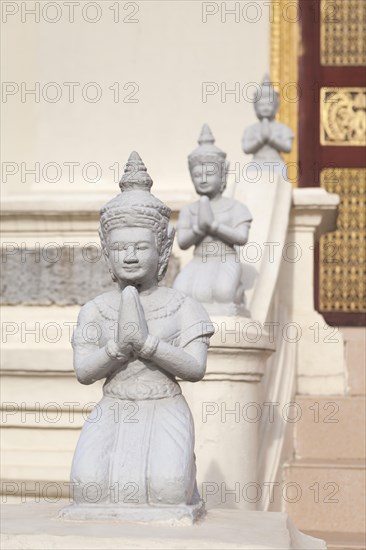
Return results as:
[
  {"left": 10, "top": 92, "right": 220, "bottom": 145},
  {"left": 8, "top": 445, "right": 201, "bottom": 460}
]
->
[
  {"left": 242, "top": 128, "right": 264, "bottom": 154},
  {"left": 176, "top": 207, "right": 204, "bottom": 249},
  {"left": 209, "top": 220, "right": 250, "bottom": 246},
  {"left": 126, "top": 291, "right": 214, "bottom": 381},
  {"left": 147, "top": 339, "right": 209, "bottom": 382},
  {"left": 268, "top": 128, "right": 293, "bottom": 153},
  {"left": 72, "top": 302, "right": 129, "bottom": 385},
  {"left": 177, "top": 227, "right": 205, "bottom": 249}
]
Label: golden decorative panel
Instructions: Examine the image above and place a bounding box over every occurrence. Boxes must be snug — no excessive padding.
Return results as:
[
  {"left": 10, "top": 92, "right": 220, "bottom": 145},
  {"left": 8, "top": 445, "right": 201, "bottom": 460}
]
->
[
  {"left": 271, "top": 0, "right": 299, "bottom": 185},
  {"left": 321, "top": 0, "right": 366, "bottom": 66},
  {"left": 320, "top": 88, "right": 366, "bottom": 146},
  {"left": 319, "top": 169, "right": 366, "bottom": 313}
]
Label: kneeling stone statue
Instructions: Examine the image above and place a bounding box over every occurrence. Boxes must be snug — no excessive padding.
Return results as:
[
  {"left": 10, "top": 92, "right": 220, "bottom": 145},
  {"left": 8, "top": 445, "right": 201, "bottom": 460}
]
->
[
  {"left": 61, "top": 152, "right": 214, "bottom": 524},
  {"left": 173, "top": 125, "right": 252, "bottom": 316}
]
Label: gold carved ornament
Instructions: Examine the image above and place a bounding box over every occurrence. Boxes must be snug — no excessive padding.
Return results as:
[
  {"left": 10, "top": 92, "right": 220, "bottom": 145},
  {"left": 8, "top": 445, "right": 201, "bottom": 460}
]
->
[
  {"left": 320, "top": 88, "right": 366, "bottom": 146},
  {"left": 319, "top": 169, "right": 366, "bottom": 313},
  {"left": 270, "top": 0, "right": 299, "bottom": 185},
  {"left": 321, "top": 0, "right": 366, "bottom": 66}
]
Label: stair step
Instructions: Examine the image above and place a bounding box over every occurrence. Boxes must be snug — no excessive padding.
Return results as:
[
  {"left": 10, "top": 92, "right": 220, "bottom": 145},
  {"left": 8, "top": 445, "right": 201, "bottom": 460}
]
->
[
  {"left": 294, "top": 396, "right": 366, "bottom": 460},
  {"left": 305, "top": 531, "right": 366, "bottom": 550},
  {"left": 283, "top": 459, "right": 366, "bottom": 534}
]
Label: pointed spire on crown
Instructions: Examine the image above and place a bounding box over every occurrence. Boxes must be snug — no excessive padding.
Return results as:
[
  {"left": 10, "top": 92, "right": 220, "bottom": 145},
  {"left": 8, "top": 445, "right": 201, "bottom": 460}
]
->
[
  {"left": 128, "top": 150, "right": 144, "bottom": 164},
  {"left": 261, "top": 73, "right": 272, "bottom": 86},
  {"left": 100, "top": 150, "right": 171, "bottom": 235},
  {"left": 198, "top": 124, "right": 215, "bottom": 146},
  {"left": 119, "top": 151, "right": 153, "bottom": 192}
]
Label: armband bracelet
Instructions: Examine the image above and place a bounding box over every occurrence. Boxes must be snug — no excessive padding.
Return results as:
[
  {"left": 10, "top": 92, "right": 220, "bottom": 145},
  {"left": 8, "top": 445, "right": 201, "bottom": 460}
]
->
[
  {"left": 139, "top": 335, "right": 159, "bottom": 360},
  {"left": 105, "top": 339, "right": 127, "bottom": 361}
]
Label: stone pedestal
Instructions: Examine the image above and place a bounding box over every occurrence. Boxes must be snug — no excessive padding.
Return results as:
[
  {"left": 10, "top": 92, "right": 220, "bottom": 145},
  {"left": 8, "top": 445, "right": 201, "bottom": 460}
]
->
[
  {"left": 1, "top": 501, "right": 326, "bottom": 549},
  {"left": 59, "top": 501, "right": 205, "bottom": 525},
  {"left": 280, "top": 188, "right": 346, "bottom": 395},
  {"left": 181, "top": 317, "right": 274, "bottom": 510}
]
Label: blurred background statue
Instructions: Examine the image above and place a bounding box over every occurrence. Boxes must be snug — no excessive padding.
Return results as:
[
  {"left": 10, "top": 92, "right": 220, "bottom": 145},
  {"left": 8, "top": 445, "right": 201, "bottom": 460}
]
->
[
  {"left": 173, "top": 125, "right": 252, "bottom": 316},
  {"left": 242, "top": 74, "right": 294, "bottom": 180}
]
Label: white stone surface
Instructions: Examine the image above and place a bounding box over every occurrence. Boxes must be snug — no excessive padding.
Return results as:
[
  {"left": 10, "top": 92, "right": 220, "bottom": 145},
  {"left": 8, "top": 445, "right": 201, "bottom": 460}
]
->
[{"left": 1, "top": 501, "right": 326, "bottom": 549}]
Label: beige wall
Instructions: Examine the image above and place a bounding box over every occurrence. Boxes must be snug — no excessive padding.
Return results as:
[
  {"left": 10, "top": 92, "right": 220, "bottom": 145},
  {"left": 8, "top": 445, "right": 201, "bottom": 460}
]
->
[{"left": 2, "top": 0, "right": 269, "bottom": 199}]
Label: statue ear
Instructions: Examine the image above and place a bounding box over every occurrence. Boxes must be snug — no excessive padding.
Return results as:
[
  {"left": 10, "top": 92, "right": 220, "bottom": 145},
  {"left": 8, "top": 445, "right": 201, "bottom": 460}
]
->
[
  {"left": 158, "top": 225, "right": 175, "bottom": 282},
  {"left": 108, "top": 264, "right": 118, "bottom": 283},
  {"left": 103, "top": 250, "right": 118, "bottom": 283},
  {"left": 99, "top": 227, "right": 118, "bottom": 283},
  {"left": 220, "top": 161, "right": 229, "bottom": 192}
]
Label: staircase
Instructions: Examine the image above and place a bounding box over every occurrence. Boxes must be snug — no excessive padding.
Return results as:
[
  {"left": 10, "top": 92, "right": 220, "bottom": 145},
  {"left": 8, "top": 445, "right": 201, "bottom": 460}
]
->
[{"left": 283, "top": 327, "right": 366, "bottom": 550}]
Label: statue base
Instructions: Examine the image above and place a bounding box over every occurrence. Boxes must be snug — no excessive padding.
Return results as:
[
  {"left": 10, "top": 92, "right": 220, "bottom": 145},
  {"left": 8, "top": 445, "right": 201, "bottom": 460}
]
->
[
  {"left": 1, "top": 501, "right": 326, "bottom": 549},
  {"left": 59, "top": 501, "right": 205, "bottom": 525},
  {"left": 201, "top": 301, "right": 250, "bottom": 317}
]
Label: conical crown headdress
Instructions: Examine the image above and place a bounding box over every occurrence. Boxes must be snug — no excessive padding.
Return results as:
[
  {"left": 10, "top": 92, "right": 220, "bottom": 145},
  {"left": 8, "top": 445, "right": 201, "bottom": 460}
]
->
[
  {"left": 188, "top": 124, "right": 226, "bottom": 170},
  {"left": 99, "top": 151, "right": 174, "bottom": 282},
  {"left": 100, "top": 151, "right": 170, "bottom": 230},
  {"left": 119, "top": 150, "right": 153, "bottom": 192},
  {"left": 254, "top": 73, "right": 279, "bottom": 104}
]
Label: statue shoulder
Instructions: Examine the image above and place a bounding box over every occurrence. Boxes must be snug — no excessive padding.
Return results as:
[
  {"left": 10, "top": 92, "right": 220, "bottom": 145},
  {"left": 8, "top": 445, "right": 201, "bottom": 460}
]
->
[
  {"left": 232, "top": 200, "right": 253, "bottom": 223},
  {"left": 77, "top": 298, "right": 101, "bottom": 323},
  {"left": 73, "top": 297, "right": 108, "bottom": 348},
  {"left": 176, "top": 294, "right": 214, "bottom": 346},
  {"left": 187, "top": 201, "right": 200, "bottom": 214},
  {"left": 177, "top": 201, "right": 199, "bottom": 224},
  {"left": 244, "top": 122, "right": 261, "bottom": 136},
  {"left": 274, "top": 121, "right": 294, "bottom": 137}
]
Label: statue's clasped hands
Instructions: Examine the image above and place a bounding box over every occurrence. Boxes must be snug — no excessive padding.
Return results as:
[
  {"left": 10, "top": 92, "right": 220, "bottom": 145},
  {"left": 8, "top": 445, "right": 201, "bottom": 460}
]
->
[
  {"left": 106, "top": 286, "right": 159, "bottom": 362},
  {"left": 194, "top": 196, "right": 219, "bottom": 236},
  {"left": 260, "top": 117, "right": 271, "bottom": 143}
]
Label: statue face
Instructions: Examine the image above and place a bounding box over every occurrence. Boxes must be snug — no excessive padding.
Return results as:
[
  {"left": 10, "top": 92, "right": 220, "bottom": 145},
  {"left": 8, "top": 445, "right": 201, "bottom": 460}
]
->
[
  {"left": 255, "top": 96, "right": 277, "bottom": 119},
  {"left": 191, "top": 162, "right": 224, "bottom": 198},
  {"left": 107, "top": 227, "right": 159, "bottom": 287}
]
